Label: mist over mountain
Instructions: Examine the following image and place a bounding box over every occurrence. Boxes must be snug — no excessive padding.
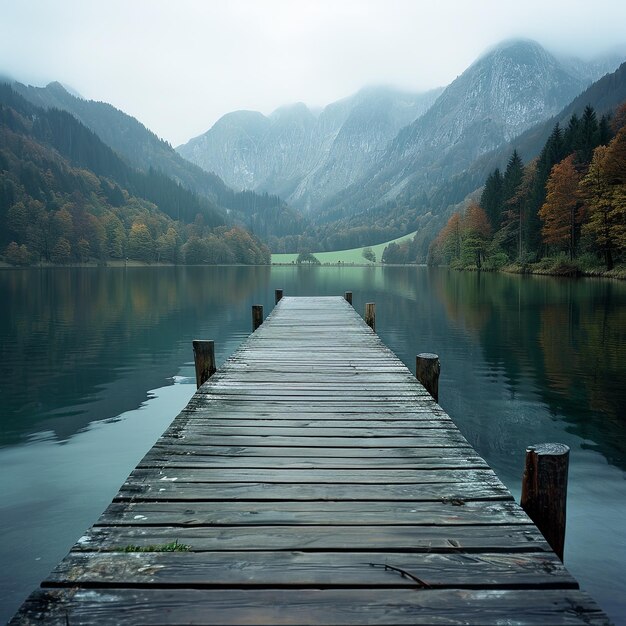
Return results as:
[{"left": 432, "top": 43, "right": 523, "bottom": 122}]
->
[
  {"left": 11, "top": 80, "right": 235, "bottom": 203},
  {"left": 319, "top": 39, "right": 614, "bottom": 219},
  {"left": 9, "top": 79, "right": 307, "bottom": 239},
  {"left": 177, "top": 86, "right": 442, "bottom": 210},
  {"left": 4, "top": 38, "right": 624, "bottom": 259},
  {"left": 177, "top": 39, "right": 623, "bottom": 256},
  {"left": 434, "top": 60, "right": 626, "bottom": 215}
]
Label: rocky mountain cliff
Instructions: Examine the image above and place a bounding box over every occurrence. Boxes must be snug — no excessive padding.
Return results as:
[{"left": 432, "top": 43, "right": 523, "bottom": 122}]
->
[
  {"left": 8, "top": 79, "right": 305, "bottom": 239},
  {"left": 320, "top": 39, "right": 611, "bottom": 220},
  {"left": 178, "top": 39, "right": 622, "bottom": 234},
  {"left": 177, "top": 86, "right": 442, "bottom": 210}
]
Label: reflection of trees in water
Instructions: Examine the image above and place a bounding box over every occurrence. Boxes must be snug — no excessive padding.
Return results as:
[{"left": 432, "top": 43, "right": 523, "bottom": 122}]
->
[
  {"left": 3, "top": 265, "right": 624, "bottom": 468},
  {"left": 0, "top": 267, "right": 271, "bottom": 444},
  {"left": 433, "top": 270, "right": 626, "bottom": 469}
]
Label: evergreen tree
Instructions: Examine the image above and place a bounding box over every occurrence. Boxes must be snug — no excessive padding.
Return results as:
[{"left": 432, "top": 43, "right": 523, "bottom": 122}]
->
[
  {"left": 598, "top": 115, "right": 612, "bottom": 146},
  {"left": 480, "top": 168, "right": 503, "bottom": 229},
  {"left": 502, "top": 150, "right": 524, "bottom": 205},
  {"left": 564, "top": 113, "right": 581, "bottom": 155},
  {"left": 579, "top": 105, "right": 599, "bottom": 163}
]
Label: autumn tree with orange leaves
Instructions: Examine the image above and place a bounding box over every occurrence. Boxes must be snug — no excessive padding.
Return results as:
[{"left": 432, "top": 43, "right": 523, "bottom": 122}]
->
[
  {"left": 461, "top": 202, "right": 491, "bottom": 268},
  {"left": 429, "top": 102, "right": 626, "bottom": 272},
  {"left": 430, "top": 213, "right": 462, "bottom": 265},
  {"left": 539, "top": 155, "right": 582, "bottom": 259},
  {"left": 580, "top": 129, "right": 626, "bottom": 268}
]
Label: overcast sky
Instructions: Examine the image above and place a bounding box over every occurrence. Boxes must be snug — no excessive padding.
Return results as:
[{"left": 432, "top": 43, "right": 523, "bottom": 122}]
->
[{"left": 2, "top": 0, "right": 626, "bottom": 146}]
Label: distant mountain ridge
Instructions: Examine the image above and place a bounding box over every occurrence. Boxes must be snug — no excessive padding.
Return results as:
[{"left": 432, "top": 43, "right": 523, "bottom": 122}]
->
[
  {"left": 178, "top": 39, "right": 624, "bottom": 239},
  {"left": 11, "top": 80, "right": 235, "bottom": 203},
  {"left": 0, "top": 85, "right": 274, "bottom": 266},
  {"left": 9, "top": 79, "right": 306, "bottom": 239},
  {"left": 430, "top": 60, "right": 626, "bottom": 216},
  {"left": 177, "top": 86, "right": 443, "bottom": 210},
  {"left": 318, "top": 39, "right": 614, "bottom": 220},
  {"left": 6, "top": 38, "right": 624, "bottom": 258}
]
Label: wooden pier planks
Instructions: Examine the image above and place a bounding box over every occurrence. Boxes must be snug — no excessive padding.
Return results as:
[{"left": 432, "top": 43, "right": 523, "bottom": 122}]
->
[{"left": 10, "top": 296, "right": 610, "bottom": 625}]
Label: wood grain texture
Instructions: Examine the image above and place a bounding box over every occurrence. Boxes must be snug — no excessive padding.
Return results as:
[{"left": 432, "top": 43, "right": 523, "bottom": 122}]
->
[
  {"left": 10, "top": 296, "right": 609, "bottom": 624},
  {"left": 11, "top": 588, "right": 611, "bottom": 625}
]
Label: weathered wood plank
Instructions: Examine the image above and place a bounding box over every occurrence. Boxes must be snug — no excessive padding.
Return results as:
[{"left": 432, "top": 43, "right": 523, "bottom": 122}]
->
[
  {"left": 74, "top": 524, "right": 549, "bottom": 553},
  {"left": 149, "top": 444, "right": 476, "bottom": 458},
  {"left": 162, "top": 422, "right": 468, "bottom": 434},
  {"left": 11, "top": 588, "right": 610, "bottom": 625},
  {"left": 45, "top": 550, "right": 577, "bottom": 589},
  {"left": 97, "top": 500, "right": 532, "bottom": 527},
  {"left": 138, "top": 453, "right": 489, "bottom": 470},
  {"left": 156, "top": 435, "right": 472, "bottom": 448},
  {"left": 127, "top": 467, "right": 500, "bottom": 485},
  {"left": 115, "top": 478, "right": 514, "bottom": 502},
  {"left": 165, "top": 417, "right": 454, "bottom": 428}
]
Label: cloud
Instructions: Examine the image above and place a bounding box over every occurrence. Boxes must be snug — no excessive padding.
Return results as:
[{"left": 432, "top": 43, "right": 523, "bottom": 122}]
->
[{"left": 1, "top": 0, "right": 625, "bottom": 145}]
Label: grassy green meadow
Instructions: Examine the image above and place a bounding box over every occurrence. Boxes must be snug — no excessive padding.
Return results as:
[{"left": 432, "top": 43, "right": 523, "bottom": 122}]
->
[{"left": 271, "top": 231, "right": 416, "bottom": 264}]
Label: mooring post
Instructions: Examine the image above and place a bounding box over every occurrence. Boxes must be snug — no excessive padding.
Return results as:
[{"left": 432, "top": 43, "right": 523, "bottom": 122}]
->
[
  {"left": 275, "top": 289, "right": 283, "bottom": 304},
  {"left": 192, "top": 339, "right": 216, "bottom": 388},
  {"left": 521, "top": 443, "right": 570, "bottom": 561},
  {"left": 344, "top": 291, "right": 353, "bottom": 305},
  {"left": 252, "top": 304, "right": 264, "bottom": 331},
  {"left": 416, "top": 353, "right": 440, "bottom": 403},
  {"left": 365, "top": 302, "right": 375, "bottom": 331}
]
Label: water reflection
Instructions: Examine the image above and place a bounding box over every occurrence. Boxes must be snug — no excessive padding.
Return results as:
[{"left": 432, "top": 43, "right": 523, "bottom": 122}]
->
[
  {"left": 0, "top": 266, "right": 271, "bottom": 444},
  {"left": 1, "top": 266, "right": 625, "bottom": 623}
]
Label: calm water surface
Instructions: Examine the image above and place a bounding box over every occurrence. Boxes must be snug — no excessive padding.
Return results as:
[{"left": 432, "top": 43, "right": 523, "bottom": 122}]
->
[{"left": 1, "top": 266, "right": 625, "bottom": 623}]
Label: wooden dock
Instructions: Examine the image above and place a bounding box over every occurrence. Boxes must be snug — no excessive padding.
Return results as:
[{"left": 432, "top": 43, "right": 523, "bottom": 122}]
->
[{"left": 11, "top": 296, "right": 610, "bottom": 624}]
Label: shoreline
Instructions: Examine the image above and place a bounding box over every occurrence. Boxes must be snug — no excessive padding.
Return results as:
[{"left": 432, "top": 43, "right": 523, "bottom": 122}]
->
[{"left": 1, "top": 259, "right": 624, "bottom": 279}]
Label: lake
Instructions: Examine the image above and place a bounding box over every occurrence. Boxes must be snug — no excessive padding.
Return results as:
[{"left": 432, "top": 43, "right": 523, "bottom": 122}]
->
[{"left": 1, "top": 265, "right": 625, "bottom": 623}]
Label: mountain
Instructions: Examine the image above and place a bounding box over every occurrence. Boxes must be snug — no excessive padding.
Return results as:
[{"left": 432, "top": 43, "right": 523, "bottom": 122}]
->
[
  {"left": 558, "top": 48, "right": 626, "bottom": 84},
  {"left": 0, "top": 84, "right": 224, "bottom": 221},
  {"left": 439, "top": 60, "right": 626, "bottom": 211},
  {"left": 177, "top": 85, "right": 442, "bottom": 210},
  {"left": 11, "top": 80, "right": 231, "bottom": 200},
  {"left": 178, "top": 39, "right": 623, "bottom": 251},
  {"left": 9, "top": 80, "right": 305, "bottom": 240},
  {"left": 320, "top": 40, "right": 600, "bottom": 219},
  {"left": 0, "top": 85, "right": 271, "bottom": 265},
  {"left": 298, "top": 39, "right": 625, "bottom": 254}
]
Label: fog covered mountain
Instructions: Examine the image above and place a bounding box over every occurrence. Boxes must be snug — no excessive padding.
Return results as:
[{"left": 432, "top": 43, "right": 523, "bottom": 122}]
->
[
  {"left": 178, "top": 39, "right": 622, "bottom": 230},
  {"left": 177, "top": 86, "right": 442, "bottom": 210},
  {"left": 10, "top": 80, "right": 235, "bottom": 204},
  {"left": 8, "top": 79, "right": 307, "bottom": 239},
  {"left": 318, "top": 39, "right": 616, "bottom": 220}
]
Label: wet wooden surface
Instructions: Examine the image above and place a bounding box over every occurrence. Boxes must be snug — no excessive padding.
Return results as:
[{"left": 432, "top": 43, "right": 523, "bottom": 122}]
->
[{"left": 10, "top": 297, "right": 610, "bottom": 624}]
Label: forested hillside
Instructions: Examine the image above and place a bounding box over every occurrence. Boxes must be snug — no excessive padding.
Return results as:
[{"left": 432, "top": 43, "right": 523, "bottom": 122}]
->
[
  {"left": 11, "top": 80, "right": 305, "bottom": 242},
  {"left": 0, "top": 86, "right": 270, "bottom": 265},
  {"left": 429, "top": 102, "right": 626, "bottom": 273},
  {"left": 178, "top": 40, "right": 623, "bottom": 257}
]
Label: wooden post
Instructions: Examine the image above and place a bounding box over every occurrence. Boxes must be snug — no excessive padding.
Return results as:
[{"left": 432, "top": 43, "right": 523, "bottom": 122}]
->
[
  {"left": 416, "top": 353, "right": 440, "bottom": 403},
  {"left": 344, "top": 291, "right": 353, "bottom": 305},
  {"left": 275, "top": 289, "right": 283, "bottom": 304},
  {"left": 365, "top": 303, "right": 375, "bottom": 331},
  {"left": 521, "top": 443, "right": 570, "bottom": 561},
  {"left": 192, "top": 340, "right": 216, "bottom": 388},
  {"left": 252, "top": 305, "right": 264, "bottom": 331}
]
